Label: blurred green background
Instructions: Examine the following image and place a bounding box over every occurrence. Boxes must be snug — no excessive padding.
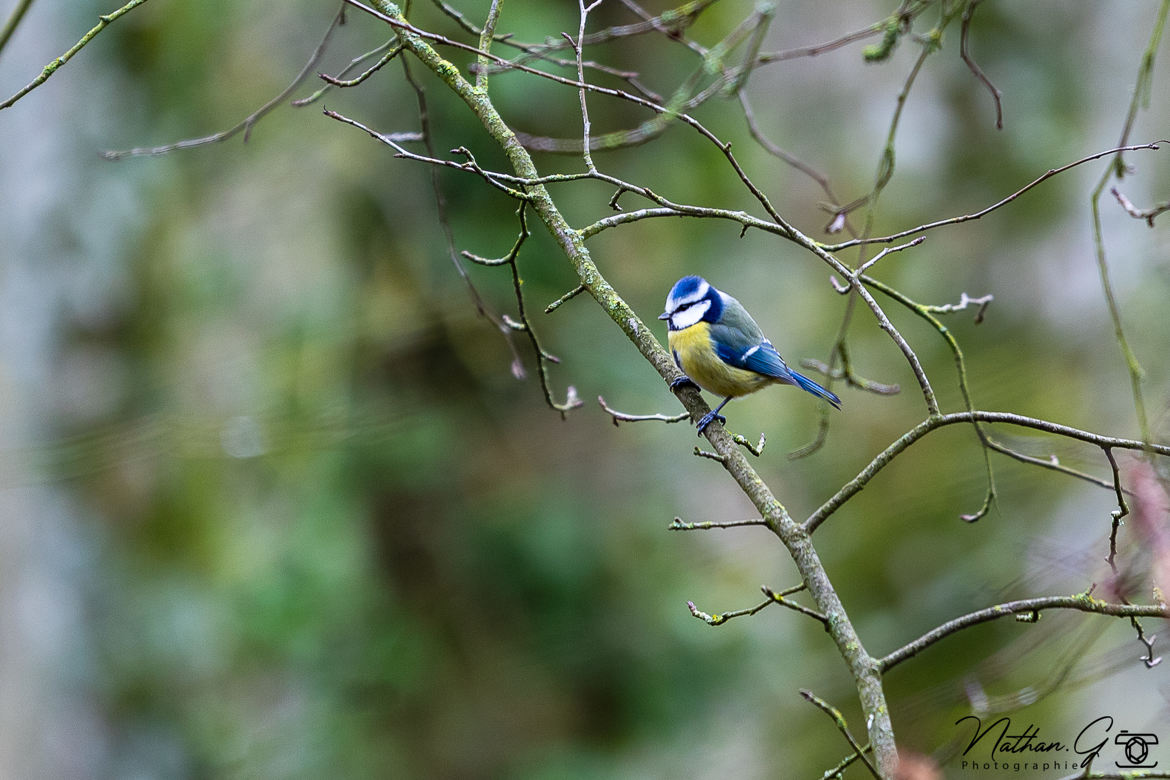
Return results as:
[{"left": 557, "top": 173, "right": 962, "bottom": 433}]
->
[{"left": 1, "top": 1, "right": 1168, "bottom": 777}]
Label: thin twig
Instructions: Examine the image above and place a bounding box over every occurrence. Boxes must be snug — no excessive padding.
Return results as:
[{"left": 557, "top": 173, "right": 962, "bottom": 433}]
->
[
  {"left": 732, "top": 432, "right": 766, "bottom": 457},
  {"left": 762, "top": 585, "right": 829, "bottom": 624},
  {"left": 1, "top": 0, "right": 153, "bottom": 111},
  {"left": 572, "top": 0, "right": 604, "bottom": 172},
  {"left": 824, "top": 142, "right": 1164, "bottom": 250},
  {"left": 693, "top": 446, "right": 726, "bottom": 463},
  {"left": 880, "top": 593, "right": 1170, "bottom": 672},
  {"left": 324, "top": 109, "right": 535, "bottom": 200},
  {"left": 598, "top": 396, "right": 689, "bottom": 425},
  {"left": 0, "top": 0, "right": 35, "bottom": 61},
  {"left": 1104, "top": 448, "right": 1128, "bottom": 573},
  {"left": 1132, "top": 618, "right": 1163, "bottom": 668},
  {"left": 1111, "top": 185, "right": 1170, "bottom": 226},
  {"left": 309, "top": 41, "right": 403, "bottom": 93},
  {"left": 545, "top": 285, "right": 586, "bottom": 313},
  {"left": 800, "top": 690, "right": 881, "bottom": 779},
  {"left": 668, "top": 516, "right": 767, "bottom": 531},
  {"left": 853, "top": 236, "right": 925, "bottom": 276},
  {"left": 102, "top": 3, "right": 345, "bottom": 157},
  {"left": 959, "top": 0, "right": 1003, "bottom": 129},
  {"left": 858, "top": 273, "right": 997, "bottom": 521},
  {"left": 399, "top": 58, "right": 532, "bottom": 383},
  {"left": 807, "top": 410, "right": 1170, "bottom": 534},
  {"left": 820, "top": 749, "right": 868, "bottom": 780},
  {"left": 738, "top": 90, "right": 839, "bottom": 206},
  {"left": 473, "top": 0, "right": 503, "bottom": 92},
  {"left": 618, "top": 0, "right": 708, "bottom": 57},
  {"left": 756, "top": 2, "right": 934, "bottom": 64},
  {"left": 799, "top": 357, "right": 901, "bottom": 396},
  {"left": 687, "top": 598, "right": 770, "bottom": 626},
  {"left": 923, "top": 291, "right": 993, "bottom": 323},
  {"left": 983, "top": 436, "right": 1126, "bottom": 494},
  {"left": 497, "top": 205, "right": 583, "bottom": 414}
]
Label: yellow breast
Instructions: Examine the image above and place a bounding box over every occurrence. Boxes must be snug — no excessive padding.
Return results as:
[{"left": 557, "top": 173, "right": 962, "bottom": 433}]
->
[{"left": 668, "top": 322, "right": 772, "bottom": 399}]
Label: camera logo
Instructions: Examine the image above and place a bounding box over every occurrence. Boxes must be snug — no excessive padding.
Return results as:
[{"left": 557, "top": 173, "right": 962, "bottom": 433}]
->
[{"left": 1116, "top": 731, "right": 1159, "bottom": 768}]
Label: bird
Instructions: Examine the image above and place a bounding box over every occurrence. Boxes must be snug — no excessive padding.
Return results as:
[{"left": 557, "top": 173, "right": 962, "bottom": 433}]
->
[{"left": 658, "top": 275, "right": 841, "bottom": 434}]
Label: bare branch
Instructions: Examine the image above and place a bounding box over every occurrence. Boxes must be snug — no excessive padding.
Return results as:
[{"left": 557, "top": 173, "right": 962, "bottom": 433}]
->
[
  {"left": 668, "top": 516, "right": 767, "bottom": 531},
  {"left": 983, "top": 436, "right": 1125, "bottom": 494},
  {"left": 807, "top": 411, "right": 1170, "bottom": 534},
  {"left": 800, "top": 690, "right": 881, "bottom": 779},
  {"left": 301, "top": 40, "right": 403, "bottom": 97},
  {"left": 545, "top": 285, "right": 587, "bottom": 313},
  {"left": 798, "top": 358, "right": 901, "bottom": 397},
  {"left": 687, "top": 597, "right": 770, "bottom": 626},
  {"left": 824, "top": 143, "right": 1164, "bottom": 251},
  {"left": 474, "top": 0, "right": 502, "bottom": 92},
  {"left": 1104, "top": 448, "right": 1129, "bottom": 574},
  {"left": 880, "top": 594, "right": 1170, "bottom": 672},
  {"left": 1111, "top": 185, "right": 1170, "bottom": 226},
  {"left": 959, "top": 0, "right": 1004, "bottom": 129},
  {"left": 692, "top": 446, "right": 726, "bottom": 463},
  {"left": 756, "top": 2, "right": 935, "bottom": 64},
  {"left": 762, "top": 584, "right": 829, "bottom": 625},
  {"left": 101, "top": 4, "right": 345, "bottom": 158},
  {"left": 598, "top": 396, "right": 689, "bottom": 426},
  {"left": 732, "top": 432, "right": 766, "bottom": 457},
  {"left": 686, "top": 584, "right": 826, "bottom": 627},
  {"left": 853, "top": 236, "right": 926, "bottom": 276},
  {"left": 0, "top": 0, "right": 35, "bottom": 61},
  {"left": 923, "top": 291, "right": 993, "bottom": 323},
  {"left": 569, "top": 0, "right": 601, "bottom": 172},
  {"left": 1132, "top": 618, "right": 1163, "bottom": 668},
  {"left": 494, "top": 205, "right": 584, "bottom": 414},
  {"left": 1, "top": 0, "right": 153, "bottom": 111}
]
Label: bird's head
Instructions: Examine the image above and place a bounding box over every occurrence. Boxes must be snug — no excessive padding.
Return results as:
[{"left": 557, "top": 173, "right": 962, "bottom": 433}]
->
[{"left": 659, "top": 275, "right": 721, "bottom": 331}]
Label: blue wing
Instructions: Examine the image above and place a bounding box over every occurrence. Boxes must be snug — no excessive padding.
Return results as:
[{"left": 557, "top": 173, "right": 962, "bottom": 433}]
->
[{"left": 713, "top": 332, "right": 842, "bottom": 409}]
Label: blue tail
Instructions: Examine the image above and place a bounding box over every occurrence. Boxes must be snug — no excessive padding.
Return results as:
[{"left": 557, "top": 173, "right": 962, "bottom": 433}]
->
[{"left": 789, "top": 370, "right": 842, "bottom": 410}]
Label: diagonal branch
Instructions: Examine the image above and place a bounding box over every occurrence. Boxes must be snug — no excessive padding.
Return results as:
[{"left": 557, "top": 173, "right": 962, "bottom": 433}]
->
[
  {"left": 823, "top": 142, "right": 1164, "bottom": 251},
  {"left": 355, "top": 1, "right": 901, "bottom": 772},
  {"left": 801, "top": 690, "right": 880, "bottom": 779},
  {"left": 807, "top": 411, "right": 1170, "bottom": 534},
  {"left": 0, "top": 0, "right": 35, "bottom": 61},
  {"left": 1, "top": 0, "right": 152, "bottom": 111},
  {"left": 879, "top": 594, "right": 1170, "bottom": 673}
]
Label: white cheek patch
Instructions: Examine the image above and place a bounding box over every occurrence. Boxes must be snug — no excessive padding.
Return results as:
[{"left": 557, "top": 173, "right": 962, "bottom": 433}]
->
[{"left": 672, "top": 299, "right": 711, "bottom": 329}]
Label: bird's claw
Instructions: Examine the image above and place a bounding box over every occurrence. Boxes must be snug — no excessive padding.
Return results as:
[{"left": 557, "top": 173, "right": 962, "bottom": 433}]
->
[
  {"left": 670, "top": 375, "right": 699, "bottom": 391},
  {"left": 696, "top": 411, "right": 726, "bottom": 435}
]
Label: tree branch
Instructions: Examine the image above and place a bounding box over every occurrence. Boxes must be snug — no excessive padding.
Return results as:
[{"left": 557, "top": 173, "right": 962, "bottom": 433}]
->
[
  {"left": 807, "top": 411, "right": 1170, "bottom": 534},
  {"left": 355, "top": 1, "right": 901, "bottom": 771},
  {"left": 0, "top": 0, "right": 153, "bottom": 111},
  {"left": 880, "top": 594, "right": 1169, "bottom": 673}
]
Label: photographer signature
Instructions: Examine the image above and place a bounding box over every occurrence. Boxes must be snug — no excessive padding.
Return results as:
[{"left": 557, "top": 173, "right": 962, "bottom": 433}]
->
[{"left": 956, "top": 715, "right": 1159, "bottom": 769}]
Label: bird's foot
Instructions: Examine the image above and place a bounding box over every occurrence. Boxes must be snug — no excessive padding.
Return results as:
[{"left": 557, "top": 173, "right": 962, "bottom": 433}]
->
[
  {"left": 670, "top": 375, "right": 699, "bottom": 391},
  {"left": 696, "top": 411, "right": 726, "bottom": 435}
]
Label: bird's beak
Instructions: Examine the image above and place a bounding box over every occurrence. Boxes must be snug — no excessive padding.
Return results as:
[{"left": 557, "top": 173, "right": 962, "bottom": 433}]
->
[{"left": 657, "top": 312, "right": 670, "bottom": 320}]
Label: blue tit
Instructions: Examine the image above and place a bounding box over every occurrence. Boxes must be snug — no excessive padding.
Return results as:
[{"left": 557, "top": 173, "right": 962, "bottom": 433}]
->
[{"left": 659, "top": 275, "right": 841, "bottom": 434}]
